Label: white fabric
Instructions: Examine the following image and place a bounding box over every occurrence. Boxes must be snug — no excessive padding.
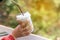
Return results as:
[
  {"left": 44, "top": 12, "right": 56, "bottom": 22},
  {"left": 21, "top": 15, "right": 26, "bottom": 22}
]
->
[
  {"left": 16, "top": 34, "right": 48, "bottom": 40},
  {"left": 16, "top": 11, "right": 31, "bottom": 21},
  {"left": 0, "top": 25, "right": 48, "bottom": 40}
]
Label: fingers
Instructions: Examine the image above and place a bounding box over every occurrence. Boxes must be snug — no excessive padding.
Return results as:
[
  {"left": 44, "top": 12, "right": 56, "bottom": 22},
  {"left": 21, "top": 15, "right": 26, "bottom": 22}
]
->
[
  {"left": 15, "top": 24, "right": 31, "bottom": 33},
  {"left": 21, "top": 31, "right": 31, "bottom": 36},
  {"left": 22, "top": 25, "right": 31, "bottom": 31},
  {"left": 12, "top": 17, "right": 33, "bottom": 38},
  {"left": 19, "top": 19, "right": 29, "bottom": 28},
  {"left": 20, "top": 27, "right": 31, "bottom": 37}
]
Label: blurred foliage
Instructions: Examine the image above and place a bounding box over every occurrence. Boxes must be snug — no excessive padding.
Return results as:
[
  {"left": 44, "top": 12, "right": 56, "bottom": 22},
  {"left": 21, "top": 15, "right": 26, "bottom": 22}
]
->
[{"left": 0, "top": 0, "right": 60, "bottom": 40}]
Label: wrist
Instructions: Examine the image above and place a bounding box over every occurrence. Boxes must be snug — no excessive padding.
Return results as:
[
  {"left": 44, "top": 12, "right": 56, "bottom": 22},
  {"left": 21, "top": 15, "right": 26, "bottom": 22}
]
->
[
  {"left": 10, "top": 34, "right": 16, "bottom": 39},
  {"left": 11, "top": 32, "right": 23, "bottom": 38}
]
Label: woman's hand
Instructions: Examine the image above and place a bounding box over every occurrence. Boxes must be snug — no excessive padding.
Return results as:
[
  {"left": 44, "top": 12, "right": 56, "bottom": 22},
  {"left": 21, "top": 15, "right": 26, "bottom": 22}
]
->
[{"left": 11, "top": 20, "right": 32, "bottom": 38}]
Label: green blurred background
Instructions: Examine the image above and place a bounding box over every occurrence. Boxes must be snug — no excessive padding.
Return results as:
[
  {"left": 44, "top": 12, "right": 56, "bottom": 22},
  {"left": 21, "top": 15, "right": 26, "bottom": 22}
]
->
[{"left": 0, "top": 0, "right": 60, "bottom": 40}]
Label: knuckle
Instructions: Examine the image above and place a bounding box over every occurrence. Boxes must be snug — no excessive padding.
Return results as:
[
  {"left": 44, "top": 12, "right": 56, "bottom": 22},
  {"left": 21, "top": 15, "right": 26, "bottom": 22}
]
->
[{"left": 25, "top": 31, "right": 30, "bottom": 35}]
